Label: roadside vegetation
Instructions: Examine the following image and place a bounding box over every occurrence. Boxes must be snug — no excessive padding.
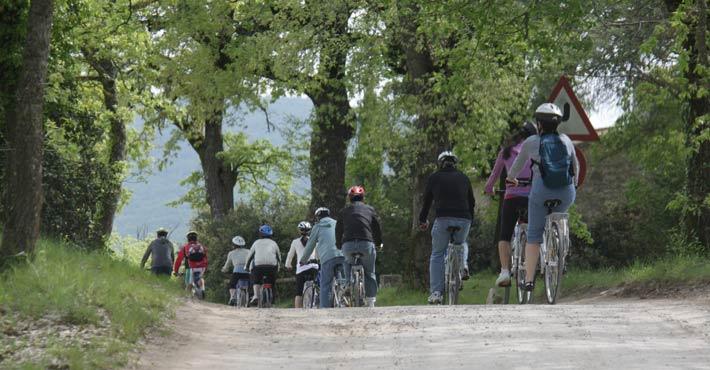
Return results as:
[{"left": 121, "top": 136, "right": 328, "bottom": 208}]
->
[
  {"left": 377, "top": 253, "right": 710, "bottom": 306},
  {"left": 0, "top": 239, "right": 184, "bottom": 369}
]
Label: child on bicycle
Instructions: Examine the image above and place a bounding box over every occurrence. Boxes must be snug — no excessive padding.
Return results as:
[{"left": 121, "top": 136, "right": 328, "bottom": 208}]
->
[
  {"left": 245, "top": 224, "right": 281, "bottom": 306},
  {"left": 285, "top": 221, "right": 317, "bottom": 308},
  {"left": 221, "top": 235, "right": 251, "bottom": 306},
  {"left": 299, "top": 207, "right": 345, "bottom": 308},
  {"left": 507, "top": 103, "right": 579, "bottom": 292},
  {"left": 484, "top": 121, "right": 537, "bottom": 287},
  {"left": 173, "top": 231, "right": 208, "bottom": 295}
]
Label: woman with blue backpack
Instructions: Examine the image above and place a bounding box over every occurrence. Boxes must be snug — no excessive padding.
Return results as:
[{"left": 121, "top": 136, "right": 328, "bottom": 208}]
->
[{"left": 506, "top": 103, "right": 579, "bottom": 292}]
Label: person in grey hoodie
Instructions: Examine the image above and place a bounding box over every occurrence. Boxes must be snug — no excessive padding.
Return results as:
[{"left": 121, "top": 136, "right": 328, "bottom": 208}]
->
[
  {"left": 141, "top": 228, "right": 175, "bottom": 276},
  {"left": 299, "top": 207, "right": 345, "bottom": 308}
]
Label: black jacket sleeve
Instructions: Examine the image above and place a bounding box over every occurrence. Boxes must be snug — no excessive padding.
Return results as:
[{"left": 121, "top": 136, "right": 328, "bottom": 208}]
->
[
  {"left": 371, "top": 207, "right": 383, "bottom": 246},
  {"left": 418, "top": 176, "right": 434, "bottom": 223},
  {"left": 335, "top": 213, "right": 343, "bottom": 249},
  {"left": 467, "top": 180, "right": 475, "bottom": 219}
]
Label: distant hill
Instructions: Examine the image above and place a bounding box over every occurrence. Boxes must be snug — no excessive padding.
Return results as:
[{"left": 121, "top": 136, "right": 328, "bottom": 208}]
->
[{"left": 113, "top": 97, "right": 313, "bottom": 240}]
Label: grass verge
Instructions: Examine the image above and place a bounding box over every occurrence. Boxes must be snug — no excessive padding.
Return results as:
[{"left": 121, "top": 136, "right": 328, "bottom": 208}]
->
[
  {"left": 377, "top": 253, "right": 710, "bottom": 306},
  {"left": 0, "top": 239, "right": 185, "bottom": 369}
]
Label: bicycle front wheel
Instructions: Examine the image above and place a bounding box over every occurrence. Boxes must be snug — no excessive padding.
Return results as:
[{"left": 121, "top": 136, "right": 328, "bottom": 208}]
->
[
  {"left": 544, "top": 222, "right": 563, "bottom": 304},
  {"left": 303, "top": 282, "right": 314, "bottom": 308}
]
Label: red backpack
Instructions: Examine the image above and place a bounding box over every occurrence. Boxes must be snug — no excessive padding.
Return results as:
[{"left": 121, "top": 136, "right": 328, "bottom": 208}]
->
[{"left": 187, "top": 243, "right": 206, "bottom": 261}]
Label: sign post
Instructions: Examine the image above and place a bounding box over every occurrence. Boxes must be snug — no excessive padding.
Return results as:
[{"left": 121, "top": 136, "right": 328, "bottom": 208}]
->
[{"left": 548, "top": 75, "right": 599, "bottom": 187}]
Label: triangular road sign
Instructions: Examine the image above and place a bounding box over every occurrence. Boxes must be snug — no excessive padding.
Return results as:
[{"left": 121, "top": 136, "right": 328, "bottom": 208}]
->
[{"left": 548, "top": 75, "right": 599, "bottom": 141}]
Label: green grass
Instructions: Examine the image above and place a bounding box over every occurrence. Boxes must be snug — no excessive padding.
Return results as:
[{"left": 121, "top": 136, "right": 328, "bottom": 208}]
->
[
  {"left": 0, "top": 239, "right": 185, "bottom": 369},
  {"left": 377, "top": 254, "right": 710, "bottom": 306}
]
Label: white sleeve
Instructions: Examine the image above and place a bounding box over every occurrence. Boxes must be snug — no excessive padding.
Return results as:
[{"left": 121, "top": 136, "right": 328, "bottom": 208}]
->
[{"left": 285, "top": 241, "right": 296, "bottom": 268}]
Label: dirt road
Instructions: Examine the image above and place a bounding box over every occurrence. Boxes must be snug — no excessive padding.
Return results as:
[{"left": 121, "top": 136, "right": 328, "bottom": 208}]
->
[{"left": 135, "top": 298, "right": 710, "bottom": 369}]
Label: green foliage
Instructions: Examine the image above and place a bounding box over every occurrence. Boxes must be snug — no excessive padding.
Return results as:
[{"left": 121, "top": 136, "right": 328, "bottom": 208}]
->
[{"left": 0, "top": 239, "right": 184, "bottom": 368}]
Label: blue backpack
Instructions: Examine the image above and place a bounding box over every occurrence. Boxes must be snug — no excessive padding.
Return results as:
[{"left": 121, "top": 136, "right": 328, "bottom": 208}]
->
[{"left": 534, "top": 133, "right": 574, "bottom": 188}]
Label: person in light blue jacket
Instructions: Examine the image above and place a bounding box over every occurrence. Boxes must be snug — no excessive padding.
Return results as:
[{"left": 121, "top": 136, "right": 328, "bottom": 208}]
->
[{"left": 299, "top": 207, "right": 345, "bottom": 308}]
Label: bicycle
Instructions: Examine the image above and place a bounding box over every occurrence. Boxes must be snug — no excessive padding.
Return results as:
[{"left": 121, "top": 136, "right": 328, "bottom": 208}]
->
[
  {"left": 301, "top": 261, "right": 320, "bottom": 309},
  {"left": 331, "top": 263, "right": 349, "bottom": 308},
  {"left": 444, "top": 226, "right": 465, "bottom": 305},
  {"left": 259, "top": 281, "right": 274, "bottom": 308},
  {"left": 347, "top": 253, "right": 366, "bottom": 307},
  {"left": 518, "top": 198, "right": 570, "bottom": 305},
  {"left": 180, "top": 269, "right": 206, "bottom": 300},
  {"left": 492, "top": 188, "right": 529, "bottom": 305},
  {"left": 232, "top": 278, "right": 250, "bottom": 308}
]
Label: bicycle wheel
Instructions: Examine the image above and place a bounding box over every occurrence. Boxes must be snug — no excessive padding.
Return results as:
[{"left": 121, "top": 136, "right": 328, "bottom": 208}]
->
[
  {"left": 351, "top": 268, "right": 364, "bottom": 307},
  {"left": 303, "top": 282, "right": 314, "bottom": 308},
  {"left": 544, "top": 222, "right": 563, "bottom": 304},
  {"left": 514, "top": 229, "right": 528, "bottom": 304},
  {"left": 261, "top": 288, "right": 272, "bottom": 308},
  {"left": 447, "top": 250, "right": 460, "bottom": 305}
]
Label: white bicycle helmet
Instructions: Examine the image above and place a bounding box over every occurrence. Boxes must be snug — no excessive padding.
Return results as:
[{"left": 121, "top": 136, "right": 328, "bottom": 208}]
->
[
  {"left": 437, "top": 150, "right": 458, "bottom": 166},
  {"left": 298, "top": 221, "right": 312, "bottom": 232},
  {"left": 231, "top": 235, "right": 246, "bottom": 247},
  {"left": 314, "top": 207, "right": 330, "bottom": 219},
  {"left": 534, "top": 103, "right": 563, "bottom": 123}
]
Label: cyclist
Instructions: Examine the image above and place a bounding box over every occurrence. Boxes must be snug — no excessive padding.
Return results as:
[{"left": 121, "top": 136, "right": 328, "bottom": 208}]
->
[
  {"left": 140, "top": 227, "right": 175, "bottom": 276},
  {"left": 221, "top": 235, "right": 251, "bottom": 306},
  {"left": 336, "top": 185, "right": 382, "bottom": 308},
  {"left": 299, "top": 207, "right": 345, "bottom": 308},
  {"left": 173, "top": 231, "right": 208, "bottom": 293},
  {"left": 245, "top": 224, "right": 281, "bottom": 306},
  {"left": 484, "top": 121, "right": 537, "bottom": 287},
  {"left": 418, "top": 151, "right": 475, "bottom": 304},
  {"left": 507, "top": 103, "right": 579, "bottom": 292},
  {"left": 285, "top": 221, "right": 317, "bottom": 308}
]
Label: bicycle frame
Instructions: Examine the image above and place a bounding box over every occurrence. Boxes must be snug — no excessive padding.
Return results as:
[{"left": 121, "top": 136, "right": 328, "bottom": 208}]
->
[{"left": 445, "top": 243, "right": 465, "bottom": 305}]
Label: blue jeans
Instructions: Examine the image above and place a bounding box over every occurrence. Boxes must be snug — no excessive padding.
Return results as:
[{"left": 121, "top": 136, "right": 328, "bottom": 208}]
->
[
  {"left": 342, "top": 240, "right": 377, "bottom": 298},
  {"left": 527, "top": 178, "right": 576, "bottom": 243},
  {"left": 430, "top": 217, "right": 471, "bottom": 294},
  {"left": 319, "top": 256, "right": 345, "bottom": 308}
]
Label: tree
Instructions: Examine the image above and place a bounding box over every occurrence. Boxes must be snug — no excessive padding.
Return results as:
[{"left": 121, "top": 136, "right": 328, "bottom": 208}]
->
[{"left": 2, "top": 0, "right": 54, "bottom": 262}]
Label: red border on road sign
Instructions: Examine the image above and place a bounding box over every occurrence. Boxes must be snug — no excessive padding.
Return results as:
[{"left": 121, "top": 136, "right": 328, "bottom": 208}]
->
[{"left": 548, "top": 75, "right": 600, "bottom": 142}]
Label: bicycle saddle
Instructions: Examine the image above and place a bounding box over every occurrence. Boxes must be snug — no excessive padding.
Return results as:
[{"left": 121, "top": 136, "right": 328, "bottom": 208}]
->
[
  {"left": 351, "top": 252, "right": 364, "bottom": 258},
  {"left": 544, "top": 199, "right": 562, "bottom": 209},
  {"left": 447, "top": 226, "right": 461, "bottom": 232}
]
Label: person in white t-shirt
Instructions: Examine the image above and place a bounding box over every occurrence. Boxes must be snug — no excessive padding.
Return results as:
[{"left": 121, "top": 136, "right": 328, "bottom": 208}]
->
[{"left": 285, "top": 221, "right": 317, "bottom": 308}]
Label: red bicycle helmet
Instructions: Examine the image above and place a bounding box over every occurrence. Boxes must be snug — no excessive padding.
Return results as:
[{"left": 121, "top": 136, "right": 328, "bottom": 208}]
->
[{"left": 347, "top": 185, "right": 365, "bottom": 199}]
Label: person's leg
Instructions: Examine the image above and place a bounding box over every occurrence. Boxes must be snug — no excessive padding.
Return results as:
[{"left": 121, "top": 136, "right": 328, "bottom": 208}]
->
[
  {"left": 319, "top": 258, "right": 336, "bottom": 308},
  {"left": 526, "top": 188, "right": 545, "bottom": 285},
  {"left": 429, "top": 218, "right": 450, "bottom": 295},
  {"left": 452, "top": 218, "right": 472, "bottom": 273},
  {"left": 250, "top": 267, "right": 262, "bottom": 303},
  {"left": 498, "top": 241, "right": 512, "bottom": 270},
  {"left": 355, "top": 241, "right": 378, "bottom": 300},
  {"left": 525, "top": 242, "right": 541, "bottom": 283},
  {"left": 295, "top": 272, "right": 305, "bottom": 308},
  {"left": 342, "top": 242, "right": 354, "bottom": 284}
]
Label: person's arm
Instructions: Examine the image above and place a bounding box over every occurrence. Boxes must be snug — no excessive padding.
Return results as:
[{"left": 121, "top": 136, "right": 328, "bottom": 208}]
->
[
  {"left": 285, "top": 242, "right": 296, "bottom": 269},
  {"left": 222, "top": 251, "right": 232, "bottom": 273},
  {"left": 571, "top": 142, "right": 580, "bottom": 187},
  {"left": 274, "top": 242, "right": 281, "bottom": 270},
  {"left": 203, "top": 247, "right": 208, "bottom": 270},
  {"left": 484, "top": 150, "right": 505, "bottom": 195},
  {"left": 335, "top": 215, "right": 343, "bottom": 249},
  {"left": 372, "top": 208, "right": 383, "bottom": 246},
  {"left": 467, "top": 179, "right": 475, "bottom": 219},
  {"left": 245, "top": 246, "right": 255, "bottom": 271},
  {"left": 173, "top": 247, "right": 185, "bottom": 274},
  {"left": 170, "top": 242, "right": 175, "bottom": 265},
  {"left": 299, "top": 226, "right": 319, "bottom": 265},
  {"left": 418, "top": 176, "right": 434, "bottom": 224},
  {"left": 140, "top": 242, "right": 153, "bottom": 269},
  {"left": 508, "top": 137, "right": 535, "bottom": 181}
]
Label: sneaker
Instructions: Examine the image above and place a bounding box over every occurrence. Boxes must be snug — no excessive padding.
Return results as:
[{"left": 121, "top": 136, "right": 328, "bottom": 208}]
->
[
  {"left": 524, "top": 282, "right": 534, "bottom": 291},
  {"left": 496, "top": 271, "right": 511, "bottom": 287},
  {"left": 228, "top": 297, "right": 236, "bottom": 306},
  {"left": 462, "top": 267, "right": 470, "bottom": 281},
  {"left": 427, "top": 291, "right": 443, "bottom": 305},
  {"left": 249, "top": 296, "right": 259, "bottom": 307},
  {"left": 366, "top": 297, "right": 376, "bottom": 308}
]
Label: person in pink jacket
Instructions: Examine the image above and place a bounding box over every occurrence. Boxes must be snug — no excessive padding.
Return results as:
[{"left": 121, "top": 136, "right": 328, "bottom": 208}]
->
[{"left": 484, "top": 122, "right": 536, "bottom": 287}]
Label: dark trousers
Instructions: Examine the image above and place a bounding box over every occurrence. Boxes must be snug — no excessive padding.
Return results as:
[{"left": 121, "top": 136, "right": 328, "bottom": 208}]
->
[{"left": 151, "top": 266, "right": 172, "bottom": 276}]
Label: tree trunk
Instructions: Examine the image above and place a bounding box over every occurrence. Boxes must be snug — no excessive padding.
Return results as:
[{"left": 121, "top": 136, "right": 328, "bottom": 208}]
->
[
  {"left": 305, "top": 23, "right": 354, "bottom": 219},
  {"left": 684, "top": 0, "right": 710, "bottom": 249},
  {"left": 1, "top": 0, "right": 54, "bottom": 262},
  {"left": 397, "top": 5, "right": 452, "bottom": 288},
  {"left": 89, "top": 57, "right": 126, "bottom": 247},
  {"left": 191, "top": 112, "right": 237, "bottom": 220}
]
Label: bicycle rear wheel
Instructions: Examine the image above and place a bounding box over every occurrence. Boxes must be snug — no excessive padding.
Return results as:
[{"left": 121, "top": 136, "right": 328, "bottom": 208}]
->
[
  {"left": 544, "top": 223, "right": 563, "bottom": 304},
  {"left": 446, "top": 251, "right": 461, "bottom": 305},
  {"left": 302, "top": 282, "right": 315, "bottom": 308},
  {"left": 351, "top": 269, "right": 364, "bottom": 307},
  {"left": 514, "top": 229, "right": 528, "bottom": 304}
]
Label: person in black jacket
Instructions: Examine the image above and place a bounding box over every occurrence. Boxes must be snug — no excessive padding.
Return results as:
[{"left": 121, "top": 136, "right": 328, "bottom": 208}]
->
[
  {"left": 336, "top": 185, "right": 382, "bottom": 307},
  {"left": 418, "top": 151, "right": 475, "bottom": 304}
]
